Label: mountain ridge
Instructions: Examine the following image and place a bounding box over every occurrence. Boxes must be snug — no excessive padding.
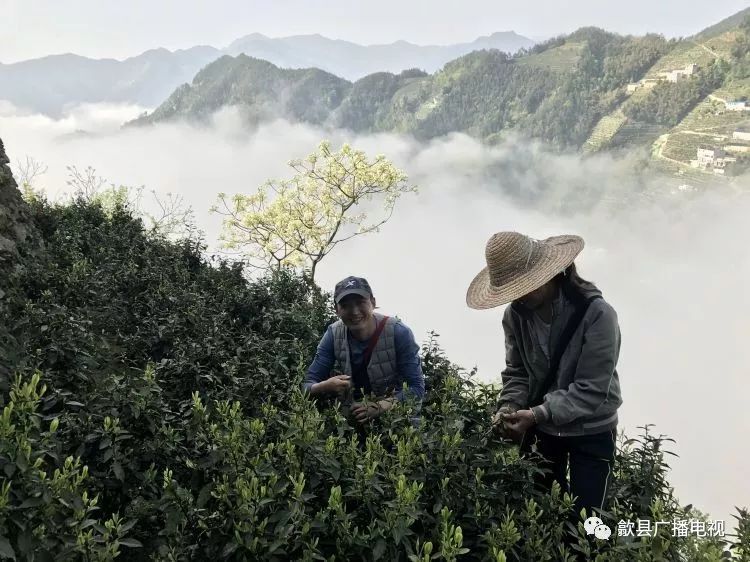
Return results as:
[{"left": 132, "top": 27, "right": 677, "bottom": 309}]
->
[
  {"left": 693, "top": 6, "right": 750, "bottom": 40},
  {"left": 0, "top": 32, "right": 534, "bottom": 116},
  {"left": 130, "top": 27, "right": 668, "bottom": 148},
  {"left": 131, "top": 10, "right": 750, "bottom": 181}
]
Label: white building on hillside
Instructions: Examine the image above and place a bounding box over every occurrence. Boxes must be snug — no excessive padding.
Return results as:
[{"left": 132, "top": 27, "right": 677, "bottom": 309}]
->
[
  {"left": 726, "top": 100, "right": 750, "bottom": 111},
  {"left": 733, "top": 129, "right": 750, "bottom": 141},
  {"left": 697, "top": 147, "right": 725, "bottom": 165},
  {"left": 691, "top": 146, "right": 736, "bottom": 174},
  {"left": 683, "top": 63, "right": 698, "bottom": 75},
  {"left": 659, "top": 63, "right": 698, "bottom": 83}
]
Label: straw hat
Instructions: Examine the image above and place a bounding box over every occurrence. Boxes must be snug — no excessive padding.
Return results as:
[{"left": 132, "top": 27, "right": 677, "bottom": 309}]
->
[{"left": 466, "top": 232, "right": 584, "bottom": 309}]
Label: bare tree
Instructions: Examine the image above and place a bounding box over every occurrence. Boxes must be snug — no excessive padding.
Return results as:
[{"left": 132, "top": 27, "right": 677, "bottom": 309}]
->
[
  {"left": 64, "top": 165, "right": 196, "bottom": 239},
  {"left": 145, "top": 190, "right": 195, "bottom": 238},
  {"left": 15, "top": 156, "right": 48, "bottom": 188},
  {"left": 66, "top": 165, "right": 107, "bottom": 201},
  {"left": 14, "top": 156, "right": 49, "bottom": 201}
]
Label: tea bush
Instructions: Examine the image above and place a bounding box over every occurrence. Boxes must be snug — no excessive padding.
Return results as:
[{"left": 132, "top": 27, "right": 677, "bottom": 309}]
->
[{"left": 0, "top": 197, "right": 747, "bottom": 560}]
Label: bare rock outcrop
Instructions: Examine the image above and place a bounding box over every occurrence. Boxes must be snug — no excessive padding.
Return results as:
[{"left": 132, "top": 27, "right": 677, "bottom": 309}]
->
[{"left": 0, "top": 137, "right": 41, "bottom": 269}]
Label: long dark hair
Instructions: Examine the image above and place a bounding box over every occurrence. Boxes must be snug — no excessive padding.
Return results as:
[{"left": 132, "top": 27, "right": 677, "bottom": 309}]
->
[{"left": 555, "top": 262, "right": 597, "bottom": 303}]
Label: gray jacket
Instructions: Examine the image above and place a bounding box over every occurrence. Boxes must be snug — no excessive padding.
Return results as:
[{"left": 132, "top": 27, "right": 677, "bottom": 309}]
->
[
  {"left": 331, "top": 312, "right": 398, "bottom": 399},
  {"left": 499, "top": 282, "right": 622, "bottom": 437}
]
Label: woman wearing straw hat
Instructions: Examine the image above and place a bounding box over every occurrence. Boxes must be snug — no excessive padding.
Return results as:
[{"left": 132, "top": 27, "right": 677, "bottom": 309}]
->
[{"left": 466, "top": 232, "right": 622, "bottom": 517}]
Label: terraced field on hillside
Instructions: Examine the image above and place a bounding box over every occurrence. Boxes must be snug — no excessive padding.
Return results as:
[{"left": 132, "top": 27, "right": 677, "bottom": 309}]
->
[
  {"left": 650, "top": 158, "right": 722, "bottom": 186},
  {"left": 583, "top": 87, "right": 655, "bottom": 151},
  {"left": 676, "top": 97, "right": 749, "bottom": 134},
  {"left": 712, "top": 76, "right": 750, "bottom": 102},
  {"left": 699, "top": 30, "right": 743, "bottom": 60},
  {"left": 661, "top": 131, "right": 718, "bottom": 162},
  {"left": 609, "top": 121, "right": 666, "bottom": 150},
  {"left": 582, "top": 110, "right": 628, "bottom": 152},
  {"left": 644, "top": 31, "right": 737, "bottom": 78},
  {"left": 515, "top": 42, "right": 584, "bottom": 72},
  {"left": 644, "top": 43, "right": 714, "bottom": 78},
  {"left": 660, "top": 77, "right": 750, "bottom": 166},
  {"left": 583, "top": 29, "right": 747, "bottom": 157}
]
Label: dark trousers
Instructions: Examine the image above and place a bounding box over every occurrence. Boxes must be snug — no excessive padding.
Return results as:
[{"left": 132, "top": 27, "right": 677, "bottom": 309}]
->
[{"left": 521, "top": 427, "right": 617, "bottom": 517}]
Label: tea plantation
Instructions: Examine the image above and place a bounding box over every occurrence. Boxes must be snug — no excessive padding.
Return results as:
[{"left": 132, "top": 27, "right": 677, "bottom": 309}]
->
[{"left": 0, "top": 191, "right": 748, "bottom": 559}]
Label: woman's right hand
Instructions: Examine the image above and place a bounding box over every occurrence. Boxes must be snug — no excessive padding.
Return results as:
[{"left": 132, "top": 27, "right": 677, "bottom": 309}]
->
[
  {"left": 491, "top": 405, "right": 517, "bottom": 436},
  {"left": 324, "top": 374, "right": 352, "bottom": 394}
]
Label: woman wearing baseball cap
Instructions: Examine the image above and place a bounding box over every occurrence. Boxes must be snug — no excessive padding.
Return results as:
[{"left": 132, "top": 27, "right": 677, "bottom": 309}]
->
[
  {"left": 302, "top": 275, "right": 425, "bottom": 426},
  {"left": 466, "top": 232, "right": 623, "bottom": 517}
]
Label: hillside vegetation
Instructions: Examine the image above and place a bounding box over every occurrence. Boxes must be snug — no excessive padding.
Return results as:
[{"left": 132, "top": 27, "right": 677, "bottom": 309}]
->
[
  {"left": 0, "top": 32, "right": 535, "bottom": 116},
  {"left": 582, "top": 14, "right": 750, "bottom": 176},
  {"left": 695, "top": 6, "right": 750, "bottom": 40},
  {"left": 131, "top": 28, "right": 673, "bottom": 149},
  {"left": 136, "top": 55, "right": 352, "bottom": 127},
  {"left": 0, "top": 136, "right": 749, "bottom": 559},
  {"left": 131, "top": 9, "right": 750, "bottom": 169}
]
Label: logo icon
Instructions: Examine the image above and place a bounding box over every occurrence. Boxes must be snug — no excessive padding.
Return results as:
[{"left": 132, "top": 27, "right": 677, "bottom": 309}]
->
[
  {"left": 345, "top": 280, "right": 357, "bottom": 287},
  {"left": 584, "top": 516, "right": 612, "bottom": 540}
]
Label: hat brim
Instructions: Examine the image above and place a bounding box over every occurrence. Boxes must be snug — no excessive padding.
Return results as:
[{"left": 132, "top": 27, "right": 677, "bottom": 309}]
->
[
  {"left": 335, "top": 288, "right": 372, "bottom": 303},
  {"left": 466, "top": 235, "right": 584, "bottom": 310}
]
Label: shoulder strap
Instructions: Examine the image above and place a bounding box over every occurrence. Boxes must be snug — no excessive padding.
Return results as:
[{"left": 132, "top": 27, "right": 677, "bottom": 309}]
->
[
  {"left": 528, "top": 295, "right": 602, "bottom": 408},
  {"left": 363, "top": 316, "right": 389, "bottom": 366}
]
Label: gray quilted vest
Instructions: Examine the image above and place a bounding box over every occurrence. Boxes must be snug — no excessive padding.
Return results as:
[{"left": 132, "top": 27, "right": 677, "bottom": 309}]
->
[{"left": 331, "top": 312, "right": 399, "bottom": 398}]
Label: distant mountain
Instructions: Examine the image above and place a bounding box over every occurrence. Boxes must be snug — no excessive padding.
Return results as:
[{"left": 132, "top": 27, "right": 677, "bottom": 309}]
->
[
  {"left": 131, "top": 28, "right": 673, "bottom": 149},
  {"left": 138, "top": 55, "right": 351, "bottom": 126},
  {"left": 133, "top": 6, "right": 750, "bottom": 172},
  {"left": 0, "top": 47, "right": 221, "bottom": 117},
  {"left": 0, "top": 32, "right": 533, "bottom": 116},
  {"left": 223, "top": 31, "right": 535, "bottom": 79}
]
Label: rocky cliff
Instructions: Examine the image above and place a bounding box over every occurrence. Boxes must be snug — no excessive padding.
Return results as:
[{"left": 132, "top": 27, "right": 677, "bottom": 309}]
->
[{"left": 0, "top": 137, "right": 40, "bottom": 270}]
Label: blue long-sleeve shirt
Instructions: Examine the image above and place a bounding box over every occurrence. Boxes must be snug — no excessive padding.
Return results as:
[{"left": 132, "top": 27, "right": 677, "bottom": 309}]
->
[{"left": 303, "top": 321, "right": 425, "bottom": 402}]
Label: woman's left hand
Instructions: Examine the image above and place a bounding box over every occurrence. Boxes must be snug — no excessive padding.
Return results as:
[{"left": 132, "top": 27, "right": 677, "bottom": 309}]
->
[
  {"left": 501, "top": 409, "right": 537, "bottom": 435},
  {"left": 352, "top": 400, "right": 393, "bottom": 423}
]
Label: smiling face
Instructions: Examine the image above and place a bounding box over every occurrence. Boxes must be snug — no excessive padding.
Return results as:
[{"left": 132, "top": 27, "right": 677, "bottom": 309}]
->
[{"left": 335, "top": 294, "right": 376, "bottom": 329}]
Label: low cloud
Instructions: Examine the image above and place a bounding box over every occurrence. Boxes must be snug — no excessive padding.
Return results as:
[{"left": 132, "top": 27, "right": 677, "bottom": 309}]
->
[{"left": 1, "top": 102, "right": 748, "bottom": 527}]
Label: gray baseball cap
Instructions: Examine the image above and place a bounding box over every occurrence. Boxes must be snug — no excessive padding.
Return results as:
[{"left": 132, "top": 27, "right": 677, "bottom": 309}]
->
[{"left": 334, "top": 276, "right": 374, "bottom": 303}]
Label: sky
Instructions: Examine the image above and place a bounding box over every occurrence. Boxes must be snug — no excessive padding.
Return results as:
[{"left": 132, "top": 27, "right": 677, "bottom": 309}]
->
[
  {"left": 1, "top": 0, "right": 749, "bottom": 63},
  {"left": 1, "top": 102, "right": 749, "bottom": 529}
]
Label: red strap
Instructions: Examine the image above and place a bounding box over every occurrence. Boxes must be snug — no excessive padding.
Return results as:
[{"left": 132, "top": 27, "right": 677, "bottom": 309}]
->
[{"left": 363, "top": 316, "right": 389, "bottom": 366}]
